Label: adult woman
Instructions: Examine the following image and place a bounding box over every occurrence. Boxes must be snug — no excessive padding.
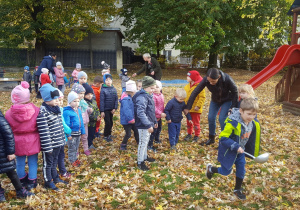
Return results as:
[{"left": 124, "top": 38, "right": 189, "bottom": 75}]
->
[
  {"left": 132, "top": 53, "right": 162, "bottom": 80},
  {"left": 184, "top": 68, "right": 238, "bottom": 146}
]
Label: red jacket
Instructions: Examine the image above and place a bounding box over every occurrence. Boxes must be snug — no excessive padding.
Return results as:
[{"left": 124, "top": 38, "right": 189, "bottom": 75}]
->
[
  {"left": 40, "top": 73, "right": 51, "bottom": 86},
  {"left": 91, "top": 85, "right": 101, "bottom": 109}
]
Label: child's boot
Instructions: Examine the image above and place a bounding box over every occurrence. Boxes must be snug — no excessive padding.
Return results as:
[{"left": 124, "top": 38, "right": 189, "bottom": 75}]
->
[
  {"left": 184, "top": 134, "right": 192, "bottom": 141},
  {"left": 120, "top": 144, "right": 127, "bottom": 150},
  {"left": 233, "top": 189, "right": 246, "bottom": 200},
  {"left": 44, "top": 181, "right": 59, "bottom": 191},
  {"left": 19, "top": 173, "right": 28, "bottom": 188},
  {"left": 192, "top": 136, "right": 199, "bottom": 142},
  {"left": 16, "top": 187, "right": 35, "bottom": 198},
  {"left": 206, "top": 163, "right": 218, "bottom": 179},
  {"left": 137, "top": 161, "right": 149, "bottom": 171},
  {"left": 234, "top": 177, "right": 246, "bottom": 200},
  {"left": 0, "top": 186, "right": 5, "bottom": 202},
  {"left": 201, "top": 135, "right": 215, "bottom": 146},
  {"left": 27, "top": 179, "right": 37, "bottom": 191}
]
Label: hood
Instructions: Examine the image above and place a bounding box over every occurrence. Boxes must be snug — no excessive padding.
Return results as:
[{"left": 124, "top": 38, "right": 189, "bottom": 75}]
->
[
  {"left": 64, "top": 106, "right": 75, "bottom": 112},
  {"left": 229, "top": 108, "right": 253, "bottom": 130},
  {"left": 10, "top": 103, "right": 37, "bottom": 122},
  {"left": 120, "top": 92, "right": 129, "bottom": 100},
  {"left": 193, "top": 75, "right": 203, "bottom": 87}
]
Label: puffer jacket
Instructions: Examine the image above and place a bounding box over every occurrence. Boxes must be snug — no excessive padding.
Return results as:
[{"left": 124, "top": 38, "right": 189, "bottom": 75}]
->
[
  {"left": 184, "top": 76, "right": 205, "bottom": 113},
  {"left": 5, "top": 103, "right": 41, "bottom": 156},
  {"left": 100, "top": 84, "right": 118, "bottom": 112},
  {"left": 120, "top": 92, "right": 135, "bottom": 125},
  {"left": 153, "top": 93, "right": 164, "bottom": 119},
  {"left": 164, "top": 97, "right": 192, "bottom": 123},
  {"left": 54, "top": 67, "right": 65, "bottom": 86},
  {"left": 63, "top": 106, "right": 85, "bottom": 135},
  {"left": 0, "top": 110, "right": 16, "bottom": 174},
  {"left": 36, "top": 56, "right": 55, "bottom": 76}
]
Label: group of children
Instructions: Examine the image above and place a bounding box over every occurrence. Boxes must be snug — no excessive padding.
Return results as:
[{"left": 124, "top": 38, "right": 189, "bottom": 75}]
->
[{"left": 1, "top": 65, "right": 261, "bottom": 201}]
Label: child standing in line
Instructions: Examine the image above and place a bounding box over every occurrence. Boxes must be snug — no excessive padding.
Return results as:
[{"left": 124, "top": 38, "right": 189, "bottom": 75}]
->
[
  {"left": 78, "top": 71, "right": 88, "bottom": 85},
  {"left": 83, "top": 83, "right": 101, "bottom": 149},
  {"left": 164, "top": 88, "right": 192, "bottom": 151},
  {"left": 91, "top": 76, "right": 104, "bottom": 135},
  {"left": 119, "top": 80, "right": 139, "bottom": 150},
  {"left": 22, "top": 66, "right": 32, "bottom": 93},
  {"left": 101, "top": 61, "right": 110, "bottom": 76},
  {"left": 37, "top": 84, "right": 67, "bottom": 191},
  {"left": 136, "top": 79, "right": 142, "bottom": 91},
  {"left": 119, "top": 68, "right": 130, "bottom": 93},
  {"left": 72, "top": 63, "right": 81, "bottom": 83},
  {"left": 33, "top": 66, "right": 39, "bottom": 93},
  {"left": 184, "top": 70, "right": 205, "bottom": 142},
  {"left": 5, "top": 82, "right": 40, "bottom": 191},
  {"left": 133, "top": 76, "right": 157, "bottom": 171},
  {"left": 100, "top": 74, "right": 118, "bottom": 142},
  {"left": 40, "top": 68, "right": 52, "bottom": 86},
  {"left": 206, "top": 98, "right": 261, "bottom": 200},
  {"left": 0, "top": 109, "right": 34, "bottom": 202},
  {"left": 54, "top": 62, "right": 67, "bottom": 91},
  {"left": 63, "top": 91, "right": 85, "bottom": 166},
  {"left": 238, "top": 84, "right": 256, "bottom": 108},
  {"left": 148, "top": 80, "right": 164, "bottom": 152}
]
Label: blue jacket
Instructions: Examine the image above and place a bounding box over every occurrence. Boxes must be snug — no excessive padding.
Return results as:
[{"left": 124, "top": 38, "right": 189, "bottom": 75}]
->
[
  {"left": 100, "top": 84, "right": 118, "bottom": 112},
  {"left": 120, "top": 93, "right": 135, "bottom": 125},
  {"left": 164, "top": 97, "right": 192, "bottom": 123},
  {"left": 63, "top": 106, "right": 85, "bottom": 135},
  {"left": 133, "top": 89, "right": 157, "bottom": 129},
  {"left": 218, "top": 115, "right": 261, "bottom": 170},
  {"left": 35, "top": 56, "right": 55, "bottom": 76},
  {"left": 60, "top": 107, "right": 72, "bottom": 142}
]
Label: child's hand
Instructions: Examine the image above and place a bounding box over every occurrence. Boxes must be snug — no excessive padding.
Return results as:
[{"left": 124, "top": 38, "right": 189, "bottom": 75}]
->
[
  {"left": 154, "top": 123, "right": 158, "bottom": 129},
  {"left": 111, "top": 109, "right": 115, "bottom": 114},
  {"left": 188, "top": 120, "right": 193, "bottom": 124},
  {"left": 167, "top": 120, "right": 172, "bottom": 124},
  {"left": 67, "top": 136, "right": 72, "bottom": 141},
  {"left": 237, "top": 147, "right": 244, "bottom": 154},
  {"left": 148, "top": 127, "right": 154, "bottom": 133},
  {"left": 7, "top": 154, "right": 15, "bottom": 161},
  {"left": 97, "top": 116, "right": 101, "bottom": 121},
  {"left": 161, "top": 113, "right": 166, "bottom": 118},
  {"left": 132, "top": 73, "right": 137, "bottom": 77},
  {"left": 194, "top": 106, "right": 199, "bottom": 111},
  {"left": 101, "top": 112, "right": 105, "bottom": 118}
]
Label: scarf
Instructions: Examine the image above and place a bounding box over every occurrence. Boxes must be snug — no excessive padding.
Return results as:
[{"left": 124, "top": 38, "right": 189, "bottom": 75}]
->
[{"left": 79, "top": 99, "right": 89, "bottom": 112}]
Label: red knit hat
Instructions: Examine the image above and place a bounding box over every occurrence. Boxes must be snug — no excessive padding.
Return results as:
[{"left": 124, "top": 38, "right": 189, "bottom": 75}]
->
[{"left": 187, "top": 70, "right": 201, "bottom": 82}]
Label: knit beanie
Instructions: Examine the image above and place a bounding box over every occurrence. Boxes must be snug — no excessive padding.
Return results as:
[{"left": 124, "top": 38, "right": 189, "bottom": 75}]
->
[
  {"left": 121, "top": 68, "right": 128, "bottom": 75},
  {"left": 11, "top": 81, "right": 30, "bottom": 104},
  {"left": 68, "top": 91, "right": 79, "bottom": 104},
  {"left": 206, "top": 68, "right": 220, "bottom": 79},
  {"left": 101, "top": 61, "right": 110, "bottom": 69},
  {"left": 56, "top": 61, "right": 62, "bottom": 67},
  {"left": 41, "top": 68, "right": 49, "bottom": 74},
  {"left": 126, "top": 80, "right": 137, "bottom": 92},
  {"left": 82, "top": 83, "right": 94, "bottom": 95},
  {"left": 24, "top": 66, "right": 30, "bottom": 71},
  {"left": 78, "top": 71, "right": 88, "bottom": 80},
  {"left": 142, "top": 76, "right": 156, "bottom": 88},
  {"left": 187, "top": 70, "right": 201, "bottom": 82},
  {"left": 103, "top": 74, "right": 113, "bottom": 83},
  {"left": 71, "top": 83, "right": 86, "bottom": 94},
  {"left": 76, "top": 63, "right": 81, "bottom": 69},
  {"left": 40, "top": 83, "right": 60, "bottom": 102},
  {"left": 156, "top": 80, "right": 162, "bottom": 90}
]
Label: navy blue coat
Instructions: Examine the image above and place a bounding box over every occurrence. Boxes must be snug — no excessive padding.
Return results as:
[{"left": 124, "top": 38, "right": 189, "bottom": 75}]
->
[
  {"left": 35, "top": 56, "right": 55, "bottom": 76},
  {"left": 100, "top": 85, "right": 118, "bottom": 112},
  {"left": 164, "top": 97, "right": 192, "bottom": 123},
  {"left": 133, "top": 89, "right": 157, "bottom": 129}
]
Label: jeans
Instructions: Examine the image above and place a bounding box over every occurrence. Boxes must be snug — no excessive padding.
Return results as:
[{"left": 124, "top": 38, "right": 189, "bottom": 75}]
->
[
  {"left": 149, "top": 119, "right": 162, "bottom": 147},
  {"left": 16, "top": 154, "right": 38, "bottom": 180},
  {"left": 208, "top": 101, "right": 232, "bottom": 135},
  {"left": 67, "top": 135, "right": 81, "bottom": 163},
  {"left": 42, "top": 147, "right": 60, "bottom": 182},
  {"left": 218, "top": 153, "right": 246, "bottom": 179},
  {"left": 168, "top": 122, "right": 181, "bottom": 146},
  {"left": 104, "top": 110, "right": 113, "bottom": 137},
  {"left": 137, "top": 129, "right": 150, "bottom": 164},
  {"left": 0, "top": 170, "right": 22, "bottom": 191},
  {"left": 88, "top": 125, "right": 96, "bottom": 147},
  {"left": 122, "top": 124, "right": 139, "bottom": 145},
  {"left": 57, "top": 145, "right": 67, "bottom": 175}
]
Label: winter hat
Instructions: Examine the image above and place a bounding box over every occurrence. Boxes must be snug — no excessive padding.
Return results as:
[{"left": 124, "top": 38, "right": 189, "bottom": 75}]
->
[
  {"left": 121, "top": 68, "right": 128, "bottom": 75},
  {"left": 101, "top": 61, "right": 110, "bottom": 69},
  {"left": 24, "top": 66, "right": 30, "bottom": 71},
  {"left": 187, "top": 70, "right": 201, "bottom": 82},
  {"left": 206, "top": 68, "right": 220, "bottom": 79},
  {"left": 71, "top": 83, "right": 86, "bottom": 94},
  {"left": 40, "top": 83, "right": 60, "bottom": 102},
  {"left": 41, "top": 68, "right": 49, "bottom": 74},
  {"left": 126, "top": 80, "right": 137, "bottom": 92},
  {"left": 11, "top": 81, "right": 30, "bottom": 104},
  {"left": 68, "top": 91, "right": 79, "bottom": 104},
  {"left": 82, "top": 83, "right": 94, "bottom": 95},
  {"left": 76, "top": 63, "right": 81, "bottom": 69},
  {"left": 57, "top": 88, "right": 63, "bottom": 98},
  {"left": 156, "top": 80, "right": 162, "bottom": 90},
  {"left": 56, "top": 61, "right": 62, "bottom": 67},
  {"left": 103, "top": 74, "right": 113, "bottom": 83},
  {"left": 78, "top": 71, "right": 88, "bottom": 80},
  {"left": 142, "top": 76, "right": 156, "bottom": 89}
]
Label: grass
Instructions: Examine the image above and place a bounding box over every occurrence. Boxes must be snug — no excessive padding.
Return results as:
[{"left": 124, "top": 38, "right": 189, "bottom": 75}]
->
[
  {"left": 111, "top": 200, "right": 121, "bottom": 209},
  {"left": 91, "top": 158, "right": 109, "bottom": 169}
]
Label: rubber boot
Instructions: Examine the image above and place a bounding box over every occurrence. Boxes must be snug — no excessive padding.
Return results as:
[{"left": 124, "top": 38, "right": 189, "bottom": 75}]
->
[
  {"left": 0, "top": 186, "right": 5, "bottom": 202},
  {"left": 19, "top": 173, "right": 28, "bottom": 189},
  {"left": 201, "top": 135, "right": 215, "bottom": 146},
  {"left": 27, "top": 179, "right": 38, "bottom": 191}
]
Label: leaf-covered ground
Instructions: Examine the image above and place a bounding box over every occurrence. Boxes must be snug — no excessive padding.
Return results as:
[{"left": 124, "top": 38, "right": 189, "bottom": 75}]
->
[{"left": 0, "top": 68, "right": 299, "bottom": 209}]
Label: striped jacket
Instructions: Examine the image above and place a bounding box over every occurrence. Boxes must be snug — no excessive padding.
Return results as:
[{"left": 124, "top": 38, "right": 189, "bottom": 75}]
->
[{"left": 36, "top": 104, "right": 65, "bottom": 153}]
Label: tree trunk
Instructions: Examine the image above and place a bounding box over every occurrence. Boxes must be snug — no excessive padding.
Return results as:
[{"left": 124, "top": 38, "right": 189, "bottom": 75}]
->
[
  {"left": 156, "top": 38, "right": 160, "bottom": 58},
  {"left": 207, "top": 52, "right": 218, "bottom": 69},
  {"left": 35, "top": 37, "right": 46, "bottom": 65}
]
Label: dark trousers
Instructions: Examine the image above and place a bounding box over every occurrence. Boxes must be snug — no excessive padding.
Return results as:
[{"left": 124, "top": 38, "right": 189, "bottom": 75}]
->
[
  {"left": 57, "top": 145, "right": 67, "bottom": 175},
  {"left": 149, "top": 119, "right": 162, "bottom": 147},
  {"left": 104, "top": 110, "right": 113, "bottom": 137},
  {"left": 28, "top": 82, "right": 32, "bottom": 93},
  {"left": 88, "top": 125, "right": 96, "bottom": 147},
  {"left": 0, "top": 170, "right": 22, "bottom": 190},
  {"left": 168, "top": 122, "right": 181, "bottom": 146},
  {"left": 42, "top": 147, "right": 60, "bottom": 182},
  {"left": 34, "top": 84, "right": 39, "bottom": 93},
  {"left": 58, "top": 85, "right": 63, "bottom": 91},
  {"left": 122, "top": 124, "right": 139, "bottom": 145}
]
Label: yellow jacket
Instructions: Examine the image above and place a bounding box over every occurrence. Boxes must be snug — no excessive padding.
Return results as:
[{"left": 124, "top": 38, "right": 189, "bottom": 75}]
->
[{"left": 184, "top": 82, "right": 205, "bottom": 113}]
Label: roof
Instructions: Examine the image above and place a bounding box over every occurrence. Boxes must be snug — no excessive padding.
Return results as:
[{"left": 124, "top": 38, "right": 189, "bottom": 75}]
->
[
  {"left": 101, "top": 28, "right": 125, "bottom": 39},
  {"left": 288, "top": 0, "right": 300, "bottom": 15}
]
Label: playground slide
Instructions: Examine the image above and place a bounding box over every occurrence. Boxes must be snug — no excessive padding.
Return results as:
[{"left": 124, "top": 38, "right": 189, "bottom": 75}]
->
[{"left": 246, "top": 44, "right": 300, "bottom": 89}]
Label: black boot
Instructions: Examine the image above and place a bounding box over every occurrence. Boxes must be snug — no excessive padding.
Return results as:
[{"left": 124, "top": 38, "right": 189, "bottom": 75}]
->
[
  {"left": 27, "top": 179, "right": 38, "bottom": 191},
  {"left": 201, "top": 135, "right": 215, "bottom": 146},
  {"left": 19, "top": 173, "right": 28, "bottom": 189}
]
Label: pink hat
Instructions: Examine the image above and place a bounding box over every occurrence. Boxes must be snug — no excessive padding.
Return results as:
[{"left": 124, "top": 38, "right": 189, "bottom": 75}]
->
[{"left": 11, "top": 81, "right": 30, "bottom": 104}]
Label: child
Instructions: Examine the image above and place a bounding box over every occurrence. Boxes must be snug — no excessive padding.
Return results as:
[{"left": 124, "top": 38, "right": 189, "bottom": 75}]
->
[
  {"left": 72, "top": 63, "right": 81, "bottom": 83},
  {"left": 184, "top": 70, "right": 205, "bottom": 142},
  {"left": 136, "top": 79, "right": 142, "bottom": 91},
  {"left": 54, "top": 62, "right": 67, "bottom": 91},
  {"left": 57, "top": 89, "right": 72, "bottom": 178},
  {"left": 148, "top": 80, "right": 164, "bottom": 152},
  {"left": 37, "top": 84, "right": 67, "bottom": 191},
  {"left": 101, "top": 61, "right": 110, "bottom": 76},
  {"left": 206, "top": 98, "right": 261, "bottom": 200},
  {"left": 71, "top": 83, "right": 92, "bottom": 153},
  {"left": 83, "top": 83, "right": 100, "bottom": 149},
  {"left": 40, "top": 68, "right": 51, "bottom": 86},
  {"left": 164, "top": 88, "right": 192, "bottom": 151},
  {"left": 78, "top": 71, "right": 88, "bottom": 85},
  {"left": 119, "top": 68, "right": 130, "bottom": 93},
  {"left": 0, "top": 109, "right": 34, "bottom": 202},
  {"left": 120, "top": 80, "right": 139, "bottom": 150},
  {"left": 91, "top": 76, "right": 104, "bottom": 135},
  {"left": 133, "top": 76, "right": 157, "bottom": 171},
  {"left": 4, "top": 81, "right": 40, "bottom": 191},
  {"left": 22, "top": 66, "right": 32, "bottom": 93},
  {"left": 33, "top": 66, "right": 39, "bottom": 93},
  {"left": 100, "top": 74, "right": 118, "bottom": 142},
  {"left": 63, "top": 91, "right": 86, "bottom": 166},
  {"left": 238, "top": 84, "right": 255, "bottom": 107}
]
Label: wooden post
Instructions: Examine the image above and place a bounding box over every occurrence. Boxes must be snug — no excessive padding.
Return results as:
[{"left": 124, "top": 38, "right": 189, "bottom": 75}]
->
[
  {"left": 284, "top": 66, "right": 292, "bottom": 101},
  {"left": 291, "top": 9, "right": 299, "bottom": 44}
]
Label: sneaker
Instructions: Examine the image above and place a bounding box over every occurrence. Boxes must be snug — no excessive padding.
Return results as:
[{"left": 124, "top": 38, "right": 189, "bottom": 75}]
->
[
  {"left": 170, "top": 145, "right": 177, "bottom": 151},
  {"left": 44, "top": 181, "right": 59, "bottom": 191},
  {"left": 27, "top": 179, "right": 37, "bottom": 191},
  {"left": 206, "top": 163, "right": 213, "bottom": 180},
  {"left": 72, "top": 159, "right": 81, "bottom": 167},
  {"left": 147, "top": 146, "right": 157, "bottom": 152},
  {"left": 54, "top": 178, "right": 68, "bottom": 185},
  {"left": 137, "top": 161, "right": 149, "bottom": 171},
  {"left": 61, "top": 172, "right": 72, "bottom": 178},
  {"left": 145, "top": 156, "right": 155, "bottom": 162},
  {"left": 120, "top": 144, "right": 127, "bottom": 150},
  {"left": 16, "top": 187, "right": 35, "bottom": 198},
  {"left": 0, "top": 187, "right": 6, "bottom": 202},
  {"left": 104, "top": 136, "right": 113, "bottom": 142},
  {"left": 84, "top": 150, "right": 91, "bottom": 156},
  {"left": 192, "top": 136, "right": 199, "bottom": 142},
  {"left": 184, "top": 134, "right": 192, "bottom": 141},
  {"left": 234, "top": 189, "right": 246, "bottom": 200},
  {"left": 89, "top": 145, "right": 97, "bottom": 150}
]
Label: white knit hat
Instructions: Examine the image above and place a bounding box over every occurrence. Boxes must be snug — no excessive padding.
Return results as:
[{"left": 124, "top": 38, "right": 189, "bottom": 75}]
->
[
  {"left": 41, "top": 68, "right": 49, "bottom": 74},
  {"left": 68, "top": 91, "right": 79, "bottom": 104},
  {"left": 126, "top": 80, "right": 137, "bottom": 92},
  {"left": 156, "top": 80, "right": 162, "bottom": 90}
]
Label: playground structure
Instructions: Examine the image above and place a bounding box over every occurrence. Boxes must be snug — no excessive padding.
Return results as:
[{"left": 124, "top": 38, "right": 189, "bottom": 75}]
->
[{"left": 246, "top": 3, "right": 300, "bottom": 115}]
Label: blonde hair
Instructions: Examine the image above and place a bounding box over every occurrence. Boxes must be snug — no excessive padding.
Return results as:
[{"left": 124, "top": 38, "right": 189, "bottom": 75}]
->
[
  {"left": 175, "top": 88, "right": 187, "bottom": 98},
  {"left": 240, "top": 98, "right": 259, "bottom": 112},
  {"left": 239, "top": 84, "right": 255, "bottom": 98}
]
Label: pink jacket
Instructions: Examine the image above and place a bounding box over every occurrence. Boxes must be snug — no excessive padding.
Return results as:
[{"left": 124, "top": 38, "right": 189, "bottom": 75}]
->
[
  {"left": 5, "top": 103, "right": 41, "bottom": 156},
  {"left": 54, "top": 67, "right": 65, "bottom": 85},
  {"left": 153, "top": 93, "right": 164, "bottom": 119},
  {"left": 72, "top": 69, "right": 80, "bottom": 81},
  {"left": 80, "top": 108, "right": 93, "bottom": 125}
]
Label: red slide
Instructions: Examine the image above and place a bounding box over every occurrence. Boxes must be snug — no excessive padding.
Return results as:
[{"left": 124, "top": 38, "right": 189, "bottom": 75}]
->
[{"left": 246, "top": 44, "right": 300, "bottom": 89}]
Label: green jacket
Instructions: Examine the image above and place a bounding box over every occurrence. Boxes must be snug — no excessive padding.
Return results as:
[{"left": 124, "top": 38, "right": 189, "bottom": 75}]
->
[{"left": 137, "top": 57, "right": 162, "bottom": 80}]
